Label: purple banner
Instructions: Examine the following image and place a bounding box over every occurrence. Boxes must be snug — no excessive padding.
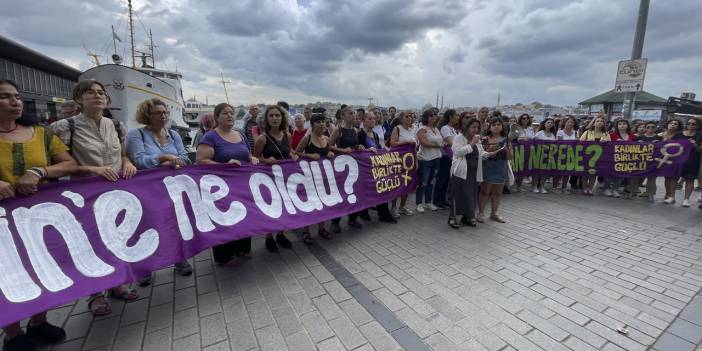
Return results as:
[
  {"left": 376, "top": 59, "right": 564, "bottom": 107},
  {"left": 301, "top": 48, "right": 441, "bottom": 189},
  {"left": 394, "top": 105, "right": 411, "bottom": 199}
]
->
[
  {"left": 510, "top": 140, "right": 693, "bottom": 177},
  {"left": 0, "top": 145, "right": 417, "bottom": 327}
]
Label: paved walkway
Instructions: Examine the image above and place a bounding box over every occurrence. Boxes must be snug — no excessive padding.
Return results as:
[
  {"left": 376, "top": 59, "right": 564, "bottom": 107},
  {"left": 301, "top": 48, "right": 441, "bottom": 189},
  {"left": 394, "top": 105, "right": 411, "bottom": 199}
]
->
[{"left": 3, "top": 190, "right": 702, "bottom": 351}]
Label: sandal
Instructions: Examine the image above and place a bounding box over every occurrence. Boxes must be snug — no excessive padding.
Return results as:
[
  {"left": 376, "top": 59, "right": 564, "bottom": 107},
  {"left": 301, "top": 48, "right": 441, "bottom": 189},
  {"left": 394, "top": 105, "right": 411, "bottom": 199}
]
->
[
  {"left": 448, "top": 217, "right": 460, "bottom": 229},
  {"left": 301, "top": 231, "right": 314, "bottom": 245},
  {"left": 476, "top": 213, "right": 485, "bottom": 223},
  {"left": 490, "top": 214, "right": 506, "bottom": 223},
  {"left": 108, "top": 287, "right": 138, "bottom": 301},
  {"left": 88, "top": 295, "right": 112, "bottom": 316},
  {"left": 318, "top": 228, "right": 333, "bottom": 240}
]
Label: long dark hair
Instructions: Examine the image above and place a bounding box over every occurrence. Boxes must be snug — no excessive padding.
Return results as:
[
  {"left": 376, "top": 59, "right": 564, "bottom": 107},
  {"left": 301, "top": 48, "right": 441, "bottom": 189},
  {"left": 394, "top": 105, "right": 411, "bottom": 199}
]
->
[
  {"left": 540, "top": 117, "right": 556, "bottom": 134},
  {"left": 484, "top": 116, "right": 507, "bottom": 137},
  {"left": 438, "top": 109, "right": 457, "bottom": 129},
  {"left": 462, "top": 118, "right": 480, "bottom": 137},
  {"left": 518, "top": 113, "right": 531, "bottom": 127}
]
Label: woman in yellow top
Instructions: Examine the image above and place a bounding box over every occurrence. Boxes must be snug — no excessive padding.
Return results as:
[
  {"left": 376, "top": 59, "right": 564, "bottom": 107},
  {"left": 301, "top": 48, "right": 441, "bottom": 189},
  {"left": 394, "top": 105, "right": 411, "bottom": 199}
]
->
[
  {"left": 579, "top": 116, "right": 610, "bottom": 195},
  {"left": 0, "top": 80, "right": 76, "bottom": 351}
]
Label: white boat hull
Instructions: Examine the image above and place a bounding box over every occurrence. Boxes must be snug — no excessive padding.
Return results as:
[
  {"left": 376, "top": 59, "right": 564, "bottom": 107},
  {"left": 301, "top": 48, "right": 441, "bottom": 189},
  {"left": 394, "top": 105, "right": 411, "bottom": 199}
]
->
[{"left": 79, "top": 64, "right": 187, "bottom": 132}]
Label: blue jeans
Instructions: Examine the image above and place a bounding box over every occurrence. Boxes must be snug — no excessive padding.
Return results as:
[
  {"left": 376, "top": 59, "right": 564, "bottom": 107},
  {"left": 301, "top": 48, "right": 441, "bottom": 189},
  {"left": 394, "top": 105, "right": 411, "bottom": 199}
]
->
[{"left": 416, "top": 158, "right": 440, "bottom": 204}]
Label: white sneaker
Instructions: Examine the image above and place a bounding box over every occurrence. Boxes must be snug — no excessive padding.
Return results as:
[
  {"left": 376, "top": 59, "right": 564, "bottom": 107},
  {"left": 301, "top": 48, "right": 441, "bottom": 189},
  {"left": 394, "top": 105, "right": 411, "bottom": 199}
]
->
[
  {"left": 391, "top": 208, "right": 401, "bottom": 218},
  {"left": 604, "top": 189, "right": 613, "bottom": 197},
  {"left": 532, "top": 187, "right": 540, "bottom": 193},
  {"left": 612, "top": 190, "right": 621, "bottom": 198},
  {"left": 682, "top": 199, "right": 691, "bottom": 207},
  {"left": 426, "top": 203, "right": 438, "bottom": 211},
  {"left": 415, "top": 204, "right": 425, "bottom": 213},
  {"left": 663, "top": 197, "right": 675, "bottom": 204},
  {"left": 540, "top": 187, "right": 548, "bottom": 194},
  {"left": 697, "top": 194, "right": 702, "bottom": 203}
]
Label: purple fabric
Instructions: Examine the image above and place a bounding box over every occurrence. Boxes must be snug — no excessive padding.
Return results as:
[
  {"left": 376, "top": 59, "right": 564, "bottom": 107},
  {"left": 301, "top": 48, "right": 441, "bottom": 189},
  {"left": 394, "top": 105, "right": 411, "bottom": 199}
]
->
[
  {"left": 199, "top": 130, "right": 250, "bottom": 163},
  {"left": 510, "top": 140, "right": 694, "bottom": 177},
  {"left": 0, "top": 145, "right": 417, "bottom": 327}
]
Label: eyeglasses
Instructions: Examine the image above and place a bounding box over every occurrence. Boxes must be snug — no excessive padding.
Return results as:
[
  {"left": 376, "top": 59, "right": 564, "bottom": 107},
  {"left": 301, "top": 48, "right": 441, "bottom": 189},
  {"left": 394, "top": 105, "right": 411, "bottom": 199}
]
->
[
  {"left": 646, "top": 126, "right": 656, "bottom": 129},
  {"left": 151, "top": 110, "right": 170, "bottom": 116},
  {"left": 84, "top": 89, "right": 106, "bottom": 97}
]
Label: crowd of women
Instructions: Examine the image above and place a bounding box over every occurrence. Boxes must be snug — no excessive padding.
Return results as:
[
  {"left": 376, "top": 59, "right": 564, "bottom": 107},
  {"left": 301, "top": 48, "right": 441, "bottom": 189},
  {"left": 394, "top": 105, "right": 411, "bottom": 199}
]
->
[{"left": 0, "top": 78, "right": 701, "bottom": 351}]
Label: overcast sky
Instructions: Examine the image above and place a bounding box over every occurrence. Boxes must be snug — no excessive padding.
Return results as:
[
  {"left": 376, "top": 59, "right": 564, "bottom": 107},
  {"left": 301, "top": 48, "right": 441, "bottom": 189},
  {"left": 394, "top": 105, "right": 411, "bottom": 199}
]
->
[{"left": 1, "top": 0, "right": 700, "bottom": 108}]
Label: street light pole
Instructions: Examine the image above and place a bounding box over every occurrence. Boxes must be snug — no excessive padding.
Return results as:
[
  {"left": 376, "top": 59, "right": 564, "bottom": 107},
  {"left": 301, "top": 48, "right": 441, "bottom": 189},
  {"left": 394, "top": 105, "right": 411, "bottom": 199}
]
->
[{"left": 623, "top": 0, "right": 650, "bottom": 119}]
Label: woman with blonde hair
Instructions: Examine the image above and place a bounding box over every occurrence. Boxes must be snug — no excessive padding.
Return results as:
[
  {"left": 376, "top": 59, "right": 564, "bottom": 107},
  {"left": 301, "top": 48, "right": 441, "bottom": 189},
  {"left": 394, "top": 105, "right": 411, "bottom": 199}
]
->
[{"left": 579, "top": 115, "right": 610, "bottom": 195}]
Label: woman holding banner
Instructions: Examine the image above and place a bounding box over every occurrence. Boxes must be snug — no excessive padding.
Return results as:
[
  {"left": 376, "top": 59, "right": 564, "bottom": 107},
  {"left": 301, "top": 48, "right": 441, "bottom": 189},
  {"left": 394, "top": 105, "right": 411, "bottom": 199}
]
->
[
  {"left": 197, "top": 103, "right": 259, "bottom": 263},
  {"left": 579, "top": 116, "right": 610, "bottom": 195},
  {"left": 603, "top": 119, "right": 636, "bottom": 198},
  {"left": 254, "top": 105, "right": 298, "bottom": 252},
  {"left": 448, "top": 118, "right": 483, "bottom": 228},
  {"left": 629, "top": 121, "right": 661, "bottom": 202},
  {"left": 50, "top": 80, "right": 139, "bottom": 316},
  {"left": 125, "top": 98, "right": 193, "bottom": 279},
  {"left": 296, "top": 113, "right": 336, "bottom": 242},
  {"left": 679, "top": 117, "right": 702, "bottom": 207},
  {"left": 0, "top": 79, "right": 73, "bottom": 351},
  {"left": 389, "top": 112, "right": 416, "bottom": 217},
  {"left": 533, "top": 118, "right": 556, "bottom": 193},
  {"left": 510, "top": 113, "right": 534, "bottom": 192},
  {"left": 359, "top": 111, "right": 397, "bottom": 224},
  {"left": 556, "top": 115, "right": 579, "bottom": 193},
  {"left": 661, "top": 119, "right": 685, "bottom": 204},
  {"left": 477, "top": 117, "right": 512, "bottom": 223}
]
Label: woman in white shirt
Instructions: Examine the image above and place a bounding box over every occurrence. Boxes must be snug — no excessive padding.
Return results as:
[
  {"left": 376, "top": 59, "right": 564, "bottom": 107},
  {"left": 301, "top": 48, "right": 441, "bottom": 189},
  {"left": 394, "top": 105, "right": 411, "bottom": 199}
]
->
[
  {"left": 390, "top": 111, "right": 417, "bottom": 216},
  {"left": 533, "top": 118, "right": 556, "bottom": 193},
  {"left": 435, "top": 109, "right": 460, "bottom": 209},
  {"left": 448, "top": 118, "right": 483, "bottom": 228},
  {"left": 415, "top": 109, "right": 443, "bottom": 213},
  {"left": 555, "top": 115, "right": 579, "bottom": 193}
]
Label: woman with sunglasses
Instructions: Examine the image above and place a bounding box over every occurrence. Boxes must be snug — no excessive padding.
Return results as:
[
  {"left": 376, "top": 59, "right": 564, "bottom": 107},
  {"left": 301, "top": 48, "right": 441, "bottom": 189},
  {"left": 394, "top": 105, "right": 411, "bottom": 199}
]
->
[
  {"left": 660, "top": 119, "right": 685, "bottom": 204},
  {"left": 579, "top": 116, "right": 610, "bottom": 195},
  {"left": 555, "top": 115, "right": 579, "bottom": 193},
  {"left": 126, "top": 98, "right": 193, "bottom": 282},
  {"left": 508, "top": 114, "right": 534, "bottom": 192},
  {"left": 415, "top": 109, "right": 443, "bottom": 213},
  {"left": 603, "top": 119, "right": 636, "bottom": 198},
  {"left": 533, "top": 118, "right": 556, "bottom": 193},
  {"left": 628, "top": 121, "right": 661, "bottom": 201},
  {"left": 389, "top": 111, "right": 416, "bottom": 216}
]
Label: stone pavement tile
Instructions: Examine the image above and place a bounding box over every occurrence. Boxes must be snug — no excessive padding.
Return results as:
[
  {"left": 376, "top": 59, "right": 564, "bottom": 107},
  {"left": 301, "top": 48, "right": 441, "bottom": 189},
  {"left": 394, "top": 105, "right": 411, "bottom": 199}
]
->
[
  {"left": 172, "top": 333, "right": 200, "bottom": 351},
  {"left": 354, "top": 271, "right": 383, "bottom": 291},
  {"left": 524, "top": 329, "right": 569, "bottom": 351},
  {"left": 323, "top": 280, "right": 354, "bottom": 302},
  {"left": 254, "top": 324, "right": 287, "bottom": 351},
  {"left": 50, "top": 339, "right": 84, "bottom": 351},
  {"left": 339, "top": 299, "right": 374, "bottom": 327},
  {"left": 112, "top": 322, "right": 146, "bottom": 351},
  {"left": 225, "top": 318, "right": 257, "bottom": 351},
  {"left": 146, "top": 302, "right": 174, "bottom": 333},
  {"left": 202, "top": 340, "right": 231, "bottom": 351},
  {"left": 45, "top": 305, "right": 72, "bottom": 328},
  {"left": 198, "top": 291, "right": 223, "bottom": 317},
  {"left": 563, "top": 336, "right": 600, "bottom": 351},
  {"left": 603, "top": 307, "right": 662, "bottom": 338},
  {"left": 424, "top": 313, "right": 470, "bottom": 345},
  {"left": 173, "top": 307, "right": 200, "bottom": 339},
  {"left": 357, "top": 321, "right": 402, "bottom": 351},
  {"left": 516, "top": 309, "right": 569, "bottom": 341},
  {"left": 317, "top": 336, "right": 346, "bottom": 351},
  {"left": 200, "top": 313, "right": 228, "bottom": 347},
  {"left": 285, "top": 330, "right": 316, "bottom": 351},
  {"left": 424, "top": 333, "right": 459, "bottom": 350},
  {"left": 62, "top": 312, "right": 93, "bottom": 341},
  {"left": 246, "top": 299, "right": 275, "bottom": 330},
  {"left": 491, "top": 323, "right": 542, "bottom": 351},
  {"left": 372, "top": 287, "right": 406, "bottom": 312},
  {"left": 312, "top": 294, "right": 346, "bottom": 321},
  {"left": 401, "top": 277, "right": 436, "bottom": 300},
  {"left": 377, "top": 274, "right": 408, "bottom": 295},
  {"left": 668, "top": 319, "right": 702, "bottom": 344},
  {"left": 195, "top": 260, "right": 214, "bottom": 277},
  {"left": 196, "top": 274, "right": 219, "bottom": 296},
  {"left": 82, "top": 316, "right": 119, "bottom": 350},
  {"left": 174, "top": 286, "right": 197, "bottom": 312},
  {"left": 328, "top": 315, "right": 367, "bottom": 349},
  {"left": 584, "top": 320, "right": 648, "bottom": 351},
  {"left": 399, "top": 292, "right": 436, "bottom": 317},
  {"left": 153, "top": 267, "right": 174, "bottom": 286},
  {"left": 271, "top": 305, "right": 303, "bottom": 337},
  {"left": 286, "top": 291, "right": 316, "bottom": 316},
  {"left": 120, "top": 297, "right": 150, "bottom": 326},
  {"left": 359, "top": 260, "right": 387, "bottom": 278},
  {"left": 298, "top": 275, "right": 326, "bottom": 298},
  {"left": 216, "top": 277, "right": 241, "bottom": 300},
  {"left": 142, "top": 327, "right": 173, "bottom": 351},
  {"left": 653, "top": 332, "right": 697, "bottom": 351},
  {"left": 395, "top": 308, "right": 437, "bottom": 339},
  {"left": 309, "top": 264, "right": 336, "bottom": 283},
  {"left": 150, "top": 283, "right": 175, "bottom": 307},
  {"left": 299, "top": 310, "right": 334, "bottom": 343},
  {"left": 426, "top": 295, "right": 464, "bottom": 322}
]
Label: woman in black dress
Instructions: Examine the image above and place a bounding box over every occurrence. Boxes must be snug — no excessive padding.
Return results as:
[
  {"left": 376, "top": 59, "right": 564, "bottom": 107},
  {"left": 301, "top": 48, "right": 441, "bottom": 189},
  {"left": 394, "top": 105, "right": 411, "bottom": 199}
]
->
[{"left": 254, "top": 105, "right": 298, "bottom": 252}]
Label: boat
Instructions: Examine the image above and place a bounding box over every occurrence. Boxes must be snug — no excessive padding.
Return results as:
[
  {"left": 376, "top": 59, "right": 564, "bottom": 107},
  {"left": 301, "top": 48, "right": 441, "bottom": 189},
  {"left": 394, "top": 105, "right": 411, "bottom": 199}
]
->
[
  {"left": 184, "top": 98, "right": 214, "bottom": 127},
  {"left": 78, "top": 0, "right": 192, "bottom": 146}
]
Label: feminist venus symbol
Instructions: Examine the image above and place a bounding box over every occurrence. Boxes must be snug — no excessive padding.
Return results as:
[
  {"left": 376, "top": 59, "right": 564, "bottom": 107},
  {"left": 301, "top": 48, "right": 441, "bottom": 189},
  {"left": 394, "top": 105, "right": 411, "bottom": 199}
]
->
[
  {"left": 654, "top": 143, "right": 684, "bottom": 169},
  {"left": 401, "top": 153, "right": 416, "bottom": 186}
]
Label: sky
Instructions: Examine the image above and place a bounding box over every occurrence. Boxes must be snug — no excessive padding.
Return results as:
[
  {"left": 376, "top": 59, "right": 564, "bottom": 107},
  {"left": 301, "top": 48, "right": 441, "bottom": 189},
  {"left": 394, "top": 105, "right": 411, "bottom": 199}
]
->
[{"left": 1, "top": 0, "right": 700, "bottom": 109}]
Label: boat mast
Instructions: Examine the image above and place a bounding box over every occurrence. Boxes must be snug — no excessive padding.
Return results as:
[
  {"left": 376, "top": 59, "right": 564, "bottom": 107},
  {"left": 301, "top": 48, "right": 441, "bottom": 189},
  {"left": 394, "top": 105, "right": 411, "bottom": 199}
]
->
[
  {"left": 220, "top": 72, "right": 231, "bottom": 104},
  {"left": 128, "top": 0, "right": 136, "bottom": 67},
  {"left": 111, "top": 25, "right": 118, "bottom": 56},
  {"left": 148, "top": 29, "right": 156, "bottom": 68}
]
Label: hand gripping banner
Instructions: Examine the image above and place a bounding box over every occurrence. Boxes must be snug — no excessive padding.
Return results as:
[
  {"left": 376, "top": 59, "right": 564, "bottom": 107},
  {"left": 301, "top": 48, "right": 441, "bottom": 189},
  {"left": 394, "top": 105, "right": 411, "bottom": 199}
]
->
[{"left": 0, "top": 145, "right": 417, "bottom": 327}]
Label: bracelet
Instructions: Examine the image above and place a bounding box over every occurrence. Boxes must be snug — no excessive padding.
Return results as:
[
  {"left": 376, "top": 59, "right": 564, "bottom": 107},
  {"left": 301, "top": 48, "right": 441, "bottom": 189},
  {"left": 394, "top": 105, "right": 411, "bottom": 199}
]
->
[{"left": 26, "top": 169, "right": 43, "bottom": 179}]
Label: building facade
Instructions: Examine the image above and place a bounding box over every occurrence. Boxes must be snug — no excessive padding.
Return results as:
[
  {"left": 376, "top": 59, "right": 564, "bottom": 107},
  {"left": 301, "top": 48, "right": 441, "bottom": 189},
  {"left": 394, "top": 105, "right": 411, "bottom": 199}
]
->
[{"left": 0, "top": 35, "right": 80, "bottom": 123}]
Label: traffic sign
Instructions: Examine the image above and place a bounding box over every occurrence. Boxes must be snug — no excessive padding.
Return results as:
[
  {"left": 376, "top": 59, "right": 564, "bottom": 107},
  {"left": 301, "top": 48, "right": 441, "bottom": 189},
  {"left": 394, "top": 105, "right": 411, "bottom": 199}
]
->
[{"left": 614, "top": 58, "right": 647, "bottom": 93}]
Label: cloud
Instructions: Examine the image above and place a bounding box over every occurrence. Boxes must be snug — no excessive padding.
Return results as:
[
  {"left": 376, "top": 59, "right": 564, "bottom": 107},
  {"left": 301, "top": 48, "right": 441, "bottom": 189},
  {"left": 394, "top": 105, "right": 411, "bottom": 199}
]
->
[{"left": 0, "top": 0, "right": 700, "bottom": 108}]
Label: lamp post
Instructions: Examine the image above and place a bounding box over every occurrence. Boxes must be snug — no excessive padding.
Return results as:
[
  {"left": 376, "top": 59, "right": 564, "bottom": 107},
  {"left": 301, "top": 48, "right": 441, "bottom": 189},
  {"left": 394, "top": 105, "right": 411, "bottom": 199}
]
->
[{"left": 622, "top": 0, "right": 650, "bottom": 119}]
